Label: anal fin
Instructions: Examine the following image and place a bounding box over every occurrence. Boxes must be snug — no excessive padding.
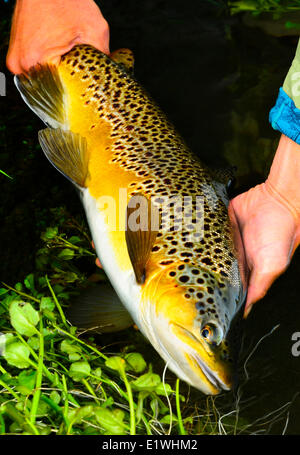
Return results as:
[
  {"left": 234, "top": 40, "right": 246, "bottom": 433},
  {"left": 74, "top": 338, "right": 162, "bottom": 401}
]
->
[
  {"left": 110, "top": 49, "right": 134, "bottom": 74},
  {"left": 38, "top": 128, "right": 89, "bottom": 188},
  {"left": 66, "top": 283, "right": 133, "bottom": 333}
]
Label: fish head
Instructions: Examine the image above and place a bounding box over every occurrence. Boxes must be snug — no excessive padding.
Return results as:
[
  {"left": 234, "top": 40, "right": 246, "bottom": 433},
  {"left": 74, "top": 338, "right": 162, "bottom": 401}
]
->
[{"left": 141, "top": 263, "right": 245, "bottom": 395}]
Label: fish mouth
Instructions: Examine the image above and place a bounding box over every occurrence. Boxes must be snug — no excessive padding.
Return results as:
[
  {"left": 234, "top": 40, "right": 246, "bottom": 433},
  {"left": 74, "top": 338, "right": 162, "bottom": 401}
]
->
[
  {"left": 188, "top": 352, "right": 231, "bottom": 393},
  {"left": 171, "top": 323, "right": 232, "bottom": 394}
]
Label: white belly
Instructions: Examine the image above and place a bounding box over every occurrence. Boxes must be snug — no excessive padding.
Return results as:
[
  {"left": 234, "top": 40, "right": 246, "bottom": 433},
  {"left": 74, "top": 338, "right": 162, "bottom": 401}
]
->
[{"left": 81, "top": 188, "right": 144, "bottom": 329}]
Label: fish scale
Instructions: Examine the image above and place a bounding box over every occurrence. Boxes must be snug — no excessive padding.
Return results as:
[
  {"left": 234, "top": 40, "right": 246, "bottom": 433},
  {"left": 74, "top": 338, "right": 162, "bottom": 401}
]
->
[
  {"left": 60, "top": 46, "right": 236, "bottom": 280},
  {"left": 15, "top": 44, "right": 247, "bottom": 394}
]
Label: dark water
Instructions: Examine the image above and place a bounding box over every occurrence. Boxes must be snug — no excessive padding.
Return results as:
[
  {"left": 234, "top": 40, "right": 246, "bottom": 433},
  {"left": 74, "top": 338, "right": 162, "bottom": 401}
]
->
[{"left": 1, "top": 0, "right": 300, "bottom": 434}]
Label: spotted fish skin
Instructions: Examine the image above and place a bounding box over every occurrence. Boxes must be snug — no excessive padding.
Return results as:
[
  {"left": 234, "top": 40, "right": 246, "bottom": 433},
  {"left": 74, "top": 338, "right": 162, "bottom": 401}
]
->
[{"left": 16, "top": 44, "right": 248, "bottom": 394}]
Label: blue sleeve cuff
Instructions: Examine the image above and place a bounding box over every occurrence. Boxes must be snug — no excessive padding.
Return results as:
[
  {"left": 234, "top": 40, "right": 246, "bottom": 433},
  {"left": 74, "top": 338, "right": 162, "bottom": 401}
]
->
[{"left": 269, "top": 87, "right": 300, "bottom": 145}]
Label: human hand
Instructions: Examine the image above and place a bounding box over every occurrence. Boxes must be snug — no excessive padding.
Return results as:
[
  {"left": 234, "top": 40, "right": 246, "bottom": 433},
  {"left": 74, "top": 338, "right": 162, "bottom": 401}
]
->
[
  {"left": 230, "top": 134, "right": 300, "bottom": 317},
  {"left": 91, "top": 241, "right": 102, "bottom": 269},
  {"left": 6, "top": 0, "right": 110, "bottom": 74}
]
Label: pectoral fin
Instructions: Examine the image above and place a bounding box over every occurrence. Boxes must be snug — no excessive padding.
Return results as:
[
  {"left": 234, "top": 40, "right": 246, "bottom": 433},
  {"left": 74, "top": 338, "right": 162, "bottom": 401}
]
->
[
  {"left": 66, "top": 283, "right": 133, "bottom": 333},
  {"left": 14, "top": 64, "right": 66, "bottom": 128},
  {"left": 38, "top": 128, "right": 89, "bottom": 188},
  {"left": 125, "top": 194, "right": 160, "bottom": 284},
  {"left": 110, "top": 49, "right": 134, "bottom": 74}
]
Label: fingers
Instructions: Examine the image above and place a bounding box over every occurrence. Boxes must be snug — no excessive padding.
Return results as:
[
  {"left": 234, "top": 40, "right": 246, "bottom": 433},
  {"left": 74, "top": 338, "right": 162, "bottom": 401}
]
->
[
  {"left": 91, "top": 241, "right": 102, "bottom": 269},
  {"left": 244, "top": 270, "right": 281, "bottom": 317},
  {"left": 95, "top": 257, "right": 102, "bottom": 269},
  {"left": 230, "top": 183, "right": 299, "bottom": 318},
  {"left": 6, "top": 0, "right": 110, "bottom": 74},
  {"left": 243, "top": 242, "right": 291, "bottom": 317}
]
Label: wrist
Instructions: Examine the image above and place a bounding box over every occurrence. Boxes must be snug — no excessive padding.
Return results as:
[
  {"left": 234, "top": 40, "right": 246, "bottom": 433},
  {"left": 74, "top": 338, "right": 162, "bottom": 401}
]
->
[{"left": 266, "top": 134, "right": 300, "bottom": 219}]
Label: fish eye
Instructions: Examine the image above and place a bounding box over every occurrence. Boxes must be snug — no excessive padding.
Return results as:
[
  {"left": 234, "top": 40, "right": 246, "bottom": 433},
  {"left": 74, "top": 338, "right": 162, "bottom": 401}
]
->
[
  {"left": 201, "top": 326, "right": 212, "bottom": 339},
  {"left": 201, "top": 323, "right": 222, "bottom": 345}
]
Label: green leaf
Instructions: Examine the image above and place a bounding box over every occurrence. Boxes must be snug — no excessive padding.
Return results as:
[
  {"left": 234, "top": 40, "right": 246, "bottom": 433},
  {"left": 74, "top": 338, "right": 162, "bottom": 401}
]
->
[
  {"left": 58, "top": 249, "right": 75, "bottom": 261},
  {"left": 131, "top": 372, "right": 161, "bottom": 392},
  {"left": 154, "top": 382, "right": 173, "bottom": 396},
  {"left": 40, "top": 297, "right": 55, "bottom": 312},
  {"left": 69, "top": 353, "right": 81, "bottom": 362},
  {"left": 3, "top": 341, "right": 31, "bottom": 368},
  {"left": 105, "top": 356, "right": 125, "bottom": 372},
  {"left": 101, "top": 396, "right": 114, "bottom": 408},
  {"left": 68, "top": 236, "right": 81, "bottom": 245},
  {"left": 49, "top": 391, "right": 61, "bottom": 405},
  {"left": 42, "top": 309, "right": 57, "bottom": 322},
  {"left": 35, "top": 400, "right": 51, "bottom": 417},
  {"left": 42, "top": 226, "right": 58, "bottom": 240},
  {"left": 15, "top": 283, "right": 23, "bottom": 292},
  {"left": 94, "top": 407, "right": 127, "bottom": 435},
  {"left": 0, "top": 372, "right": 18, "bottom": 387},
  {"left": 18, "top": 370, "right": 36, "bottom": 391},
  {"left": 60, "top": 340, "right": 82, "bottom": 361},
  {"left": 125, "top": 352, "right": 147, "bottom": 373},
  {"left": 68, "top": 405, "right": 94, "bottom": 425},
  {"left": 9, "top": 301, "right": 40, "bottom": 336},
  {"left": 27, "top": 336, "right": 40, "bottom": 350},
  {"left": 160, "top": 413, "right": 178, "bottom": 424},
  {"left": 24, "top": 274, "right": 35, "bottom": 292},
  {"left": 69, "top": 361, "right": 91, "bottom": 381},
  {"left": 93, "top": 367, "right": 102, "bottom": 379}
]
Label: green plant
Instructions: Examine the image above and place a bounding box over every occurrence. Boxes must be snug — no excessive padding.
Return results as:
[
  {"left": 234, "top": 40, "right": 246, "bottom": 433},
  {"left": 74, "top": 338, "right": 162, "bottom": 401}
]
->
[
  {"left": 0, "top": 169, "right": 12, "bottom": 179},
  {"left": 0, "top": 208, "right": 189, "bottom": 435},
  {"left": 228, "top": 0, "right": 300, "bottom": 16}
]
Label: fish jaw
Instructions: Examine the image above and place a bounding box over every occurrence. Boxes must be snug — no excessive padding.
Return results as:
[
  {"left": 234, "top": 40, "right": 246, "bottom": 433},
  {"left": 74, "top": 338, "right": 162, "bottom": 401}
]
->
[
  {"left": 145, "top": 312, "right": 233, "bottom": 395},
  {"left": 172, "top": 323, "right": 233, "bottom": 394},
  {"left": 139, "top": 276, "right": 238, "bottom": 395}
]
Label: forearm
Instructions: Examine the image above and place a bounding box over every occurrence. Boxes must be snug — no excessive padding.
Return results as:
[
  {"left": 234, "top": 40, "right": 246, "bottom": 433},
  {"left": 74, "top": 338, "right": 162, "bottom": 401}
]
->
[
  {"left": 269, "top": 39, "right": 300, "bottom": 145},
  {"left": 267, "top": 134, "right": 300, "bottom": 219}
]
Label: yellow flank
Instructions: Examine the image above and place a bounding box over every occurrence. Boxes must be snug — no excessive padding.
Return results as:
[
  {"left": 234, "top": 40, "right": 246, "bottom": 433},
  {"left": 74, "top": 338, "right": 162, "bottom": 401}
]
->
[
  {"left": 56, "top": 45, "right": 239, "bottom": 305},
  {"left": 142, "top": 258, "right": 198, "bottom": 323},
  {"left": 58, "top": 56, "right": 146, "bottom": 271}
]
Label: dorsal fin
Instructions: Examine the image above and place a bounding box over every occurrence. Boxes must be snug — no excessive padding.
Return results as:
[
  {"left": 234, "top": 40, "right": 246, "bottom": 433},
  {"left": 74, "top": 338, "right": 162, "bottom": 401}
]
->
[
  {"left": 38, "top": 128, "right": 89, "bottom": 188},
  {"left": 210, "top": 165, "right": 237, "bottom": 191},
  {"left": 14, "top": 64, "right": 66, "bottom": 128},
  {"left": 110, "top": 48, "right": 134, "bottom": 74},
  {"left": 125, "top": 193, "right": 160, "bottom": 284}
]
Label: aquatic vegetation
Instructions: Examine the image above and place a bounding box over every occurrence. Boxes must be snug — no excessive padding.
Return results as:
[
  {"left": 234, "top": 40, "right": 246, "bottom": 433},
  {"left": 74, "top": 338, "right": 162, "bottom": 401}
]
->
[
  {"left": 0, "top": 211, "right": 186, "bottom": 435},
  {"left": 0, "top": 169, "right": 12, "bottom": 179},
  {"left": 0, "top": 209, "right": 290, "bottom": 435},
  {"left": 228, "top": 0, "right": 300, "bottom": 16}
]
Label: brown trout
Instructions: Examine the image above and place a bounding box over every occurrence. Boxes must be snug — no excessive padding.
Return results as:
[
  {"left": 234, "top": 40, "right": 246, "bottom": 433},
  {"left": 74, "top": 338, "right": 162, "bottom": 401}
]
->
[{"left": 15, "top": 45, "right": 247, "bottom": 394}]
